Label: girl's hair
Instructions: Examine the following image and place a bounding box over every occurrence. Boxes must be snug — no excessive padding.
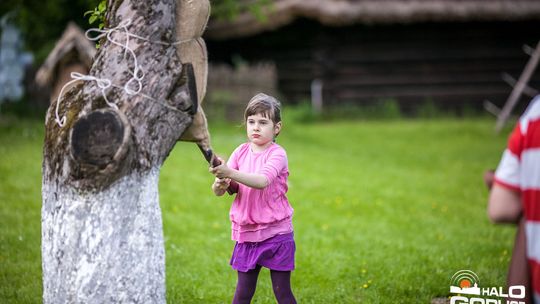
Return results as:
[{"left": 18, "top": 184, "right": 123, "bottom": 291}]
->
[{"left": 244, "top": 93, "right": 282, "bottom": 124}]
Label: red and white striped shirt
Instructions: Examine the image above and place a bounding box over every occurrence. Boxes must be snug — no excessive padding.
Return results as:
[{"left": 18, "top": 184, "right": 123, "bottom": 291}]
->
[{"left": 495, "top": 96, "right": 540, "bottom": 303}]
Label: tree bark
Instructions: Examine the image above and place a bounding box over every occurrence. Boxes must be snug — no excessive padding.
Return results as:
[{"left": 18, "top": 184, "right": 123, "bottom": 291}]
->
[{"left": 41, "top": 0, "right": 203, "bottom": 302}]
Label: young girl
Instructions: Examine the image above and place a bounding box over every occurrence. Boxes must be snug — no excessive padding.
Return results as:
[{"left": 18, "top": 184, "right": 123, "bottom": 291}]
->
[{"left": 210, "top": 93, "right": 297, "bottom": 304}]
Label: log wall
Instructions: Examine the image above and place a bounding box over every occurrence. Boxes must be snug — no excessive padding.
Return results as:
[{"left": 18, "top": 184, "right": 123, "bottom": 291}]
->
[{"left": 206, "top": 19, "right": 540, "bottom": 114}]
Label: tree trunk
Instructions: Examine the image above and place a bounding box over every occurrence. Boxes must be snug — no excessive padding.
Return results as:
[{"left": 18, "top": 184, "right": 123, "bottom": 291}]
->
[{"left": 41, "top": 0, "right": 204, "bottom": 302}]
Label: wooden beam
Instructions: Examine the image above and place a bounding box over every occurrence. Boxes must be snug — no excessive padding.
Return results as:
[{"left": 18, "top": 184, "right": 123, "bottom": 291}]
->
[
  {"left": 495, "top": 41, "right": 540, "bottom": 132},
  {"left": 501, "top": 72, "right": 539, "bottom": 98}
]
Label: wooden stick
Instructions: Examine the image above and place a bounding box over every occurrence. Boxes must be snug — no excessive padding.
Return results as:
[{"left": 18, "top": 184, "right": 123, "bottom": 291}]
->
[{"left": 199, "top": 145, "right": 239, "bottom": 194}]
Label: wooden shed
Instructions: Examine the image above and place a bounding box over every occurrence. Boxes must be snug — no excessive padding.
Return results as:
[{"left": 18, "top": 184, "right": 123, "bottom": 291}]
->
[
  {"left": 205, "top": 0, "right": 540, "bottom": 113},
  {"left": 35, "top": 22, "right": 96, "bottom": 102}
]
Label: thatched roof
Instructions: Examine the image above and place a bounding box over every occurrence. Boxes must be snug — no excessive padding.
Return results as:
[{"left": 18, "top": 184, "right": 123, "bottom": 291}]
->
[
  {"left": 35, "top": 22, "right": 96, "bottom": 86},
  {"left": 206, "top": 0, "right": 540, "bottom": 40}
]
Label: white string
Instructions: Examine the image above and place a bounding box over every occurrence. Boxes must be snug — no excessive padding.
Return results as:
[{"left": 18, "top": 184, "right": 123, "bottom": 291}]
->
[
  {"left": 86, "top": 19, "right": 144, "bottom": 95},
  {"left": 86, "top": 18, "right": 195, "bottom": 47},
  {"left": 85, "top": 18, "right": 195, "bottom": 95},
  {"left": 55, "top": 72, "right": 115, "bottom": 127},
  {"left": 55, "top": 19, "right": 194, "bottom": 127}
]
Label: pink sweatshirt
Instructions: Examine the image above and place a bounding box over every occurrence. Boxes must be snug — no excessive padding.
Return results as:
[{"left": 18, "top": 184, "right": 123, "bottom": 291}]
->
[{"left": 227, "top": 142, "right": 294, "bottom": 243}]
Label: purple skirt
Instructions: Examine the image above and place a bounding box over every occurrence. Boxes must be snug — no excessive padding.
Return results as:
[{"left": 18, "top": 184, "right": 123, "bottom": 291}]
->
[{"left": 230, "top": 232, "right": 296, "bottom": 272}]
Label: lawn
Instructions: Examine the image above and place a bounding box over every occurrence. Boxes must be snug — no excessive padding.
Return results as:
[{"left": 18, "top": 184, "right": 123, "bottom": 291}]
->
[{"left": 0, "top": 116, "right": 516, "bottom": 303}]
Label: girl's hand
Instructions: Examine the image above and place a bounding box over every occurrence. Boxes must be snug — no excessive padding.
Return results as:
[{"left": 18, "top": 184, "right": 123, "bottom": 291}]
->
[
  {"left": 214, "top": 177, "right": 231, "bottom": 190},
  {"left": 209, "top": 157, "right": 232, "bottom": 179}
]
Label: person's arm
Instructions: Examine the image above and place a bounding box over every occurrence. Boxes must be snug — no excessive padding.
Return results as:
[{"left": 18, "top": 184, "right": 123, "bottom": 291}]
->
[
  {"left": 211, "top": 163, "right": 269, "bottom": 189},
  {"left": 487, "top": 183, "right": 521, "bottom": 224},
  {"left": 483, "top": 169, "right": 495, "bottom": 189},
  {"left": 228, "top": 169, "right": 268, "bottom": 189},
  {"left": 210, "top": 149, "right": 287, "bottom": 189}
]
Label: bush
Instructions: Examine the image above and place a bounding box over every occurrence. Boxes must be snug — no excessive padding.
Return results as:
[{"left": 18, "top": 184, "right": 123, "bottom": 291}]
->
[
  {"left": 285, "top": 98, "right": 402, "bottom": 123},
  {"left": 283, "top": 101, "right": 321, "bottom": 123}
]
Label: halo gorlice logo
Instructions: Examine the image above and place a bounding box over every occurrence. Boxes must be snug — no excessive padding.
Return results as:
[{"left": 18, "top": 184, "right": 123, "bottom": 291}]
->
[
  {"left": 449, "top": 270, "right": 526, "bottom": 304},
  {"left": 450, "top": 270, "right": 481, "bottom": 295}
]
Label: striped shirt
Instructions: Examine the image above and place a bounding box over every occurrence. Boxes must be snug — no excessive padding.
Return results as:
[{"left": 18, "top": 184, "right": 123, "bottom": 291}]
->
[{"left": 495, "top": 95, "right": 540, "bottom": 303}]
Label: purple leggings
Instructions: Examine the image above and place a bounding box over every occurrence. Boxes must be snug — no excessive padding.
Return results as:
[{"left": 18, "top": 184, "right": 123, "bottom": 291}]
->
[{"left": 232, "top": 265, "right": 297, "bottom": 304}]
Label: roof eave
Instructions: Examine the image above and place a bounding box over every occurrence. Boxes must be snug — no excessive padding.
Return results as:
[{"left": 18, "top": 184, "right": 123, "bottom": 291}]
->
[{"left": 205, "top": 0, "right": 540, "bottom": 40}]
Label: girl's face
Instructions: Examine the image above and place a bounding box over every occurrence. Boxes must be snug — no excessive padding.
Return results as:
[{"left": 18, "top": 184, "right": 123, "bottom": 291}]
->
[{"left": 246, "top": 113, "right": 281, "bottom": 147}]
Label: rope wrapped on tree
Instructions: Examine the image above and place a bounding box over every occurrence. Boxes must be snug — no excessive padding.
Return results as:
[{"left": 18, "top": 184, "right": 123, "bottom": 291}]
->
[{"left": 54, "top": 18, "right": 196, "bottom": 128}]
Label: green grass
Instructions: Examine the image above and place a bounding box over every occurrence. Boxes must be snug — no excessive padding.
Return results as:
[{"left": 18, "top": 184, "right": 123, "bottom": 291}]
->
[{"left": 0, "top": 117, "right": 517, "bottom": 303}]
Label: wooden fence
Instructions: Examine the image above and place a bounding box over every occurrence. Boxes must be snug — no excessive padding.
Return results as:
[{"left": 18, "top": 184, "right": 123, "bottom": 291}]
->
[{"left": 205, "top": 62, "right": 278, "bottom": 121}]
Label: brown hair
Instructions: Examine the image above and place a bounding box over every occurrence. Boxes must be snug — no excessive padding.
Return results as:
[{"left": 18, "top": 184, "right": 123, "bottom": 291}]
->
[{"left": 244, "top": 93, "right": 282, "bottom": 124}]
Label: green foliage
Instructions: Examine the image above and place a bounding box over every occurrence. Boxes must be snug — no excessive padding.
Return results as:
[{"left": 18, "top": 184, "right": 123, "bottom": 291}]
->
[
  {"left": 0, "top": 98, "right": 46, "bottom": 119},
  {"left": 211, "top": 0, "right": 272, "bottom": 21},
  {"left": 77, "top": 0, "right": 272, "bottom": 48},
  {"left": 460, "top": 103, "right": 482, "bottom": 118},
  {"left": 0, "top": 0, "right": 102, "bottom": 64},
  {"left": 285, "top": 99, "right": 403, "bottom": 123},
  {"left": 205, "top": 89, "right": 236, "bottom": 122},
  {"left": 83, "top": 0, "right": 106, "bottom": 49},
  {"left": 245, "top": 0, "right": 272, "bottom": 22},
  {"left": 0, "top": 118, "right": 516, "bottom": 302},
  {"left": 283, "top": 101, "right": 321, "bottom": 123},
  {"left": 84, "top": 0, "right": 106, "bottom": 29},
  {"left": 284, "top": 98, "right": 496, "bottom": 123},
  {"left": 378, "top": 98, "right": 401, "bottom": 118},
  {"left": 417, "top": 99, "right": 440, "bottom": 118},
  {"left": 0, "top": 0, "right": 273, "bottom": 65}
]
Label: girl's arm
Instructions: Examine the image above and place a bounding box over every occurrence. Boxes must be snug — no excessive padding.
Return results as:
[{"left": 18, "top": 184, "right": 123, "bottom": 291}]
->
[
  {"left": 228, "top": 169, "right": 268, "bottom": 189},
  {"left": 210, "top": 164, "right": 268, "bottom": 189}
]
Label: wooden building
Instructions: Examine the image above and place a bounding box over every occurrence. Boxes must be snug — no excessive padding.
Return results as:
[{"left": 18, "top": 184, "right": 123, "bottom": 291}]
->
[
  {"left": 35, "top": 22, "right": 96, "bottom": 102},
  {"left": 204, "top": 0, "right": 540, "bottom": 113}
]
